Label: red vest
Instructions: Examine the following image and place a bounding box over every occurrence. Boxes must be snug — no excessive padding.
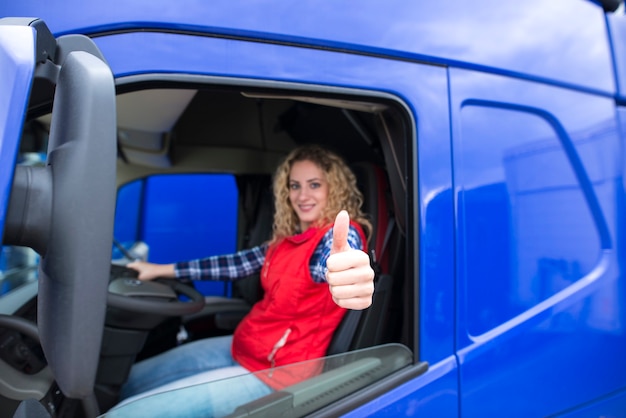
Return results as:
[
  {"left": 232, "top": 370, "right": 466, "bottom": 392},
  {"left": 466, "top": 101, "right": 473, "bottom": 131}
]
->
[{"left": 231, "top": 221, "right": 366, "bottom": 389}]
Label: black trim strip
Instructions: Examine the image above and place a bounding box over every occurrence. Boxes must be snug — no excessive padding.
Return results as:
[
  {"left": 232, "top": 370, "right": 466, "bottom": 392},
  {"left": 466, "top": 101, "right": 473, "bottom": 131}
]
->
[{"left": 309, "top": 362, "right": 429, "bottom": 417}]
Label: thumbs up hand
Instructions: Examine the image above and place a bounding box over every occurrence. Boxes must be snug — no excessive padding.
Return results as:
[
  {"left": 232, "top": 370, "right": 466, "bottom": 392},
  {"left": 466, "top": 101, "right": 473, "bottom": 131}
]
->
[{"left": 326, "top": 210, "right": 375, "bottom": 310}]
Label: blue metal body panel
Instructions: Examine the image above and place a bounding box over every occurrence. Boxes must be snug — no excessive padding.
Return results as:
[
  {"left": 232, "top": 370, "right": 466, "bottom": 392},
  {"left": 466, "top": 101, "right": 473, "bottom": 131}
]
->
[
  {"left": 557, "top": 386, "right": 626, "bottom": 417},
  {"left": 450, "top": 68, "right": 625, "bottom": 416},
  {"left": 141, "top": 174, "right": 238, "bottom": 296},
  {"left": 344, "top": 356, "right": 459, "bottom": 417},
  {"left": 608, "top": 13, "right": 626, "bottom": 103},
  {"left": 0, "top": 26, "right": 35, "bottom": 242},
  {"left": 0, "top": 0, "right": 616, "bottom": 95}
]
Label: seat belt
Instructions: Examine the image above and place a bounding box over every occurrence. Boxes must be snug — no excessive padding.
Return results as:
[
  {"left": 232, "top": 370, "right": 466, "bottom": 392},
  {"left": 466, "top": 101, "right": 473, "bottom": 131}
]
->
[{"left": 372, "top": 217, "right": 395, "bottom": 275}]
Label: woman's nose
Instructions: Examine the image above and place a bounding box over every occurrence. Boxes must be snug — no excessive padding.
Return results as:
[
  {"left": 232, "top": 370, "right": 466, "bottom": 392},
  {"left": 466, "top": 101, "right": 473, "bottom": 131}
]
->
[{"left": 297, "top": 188, "right": 309, "bottom": 200}]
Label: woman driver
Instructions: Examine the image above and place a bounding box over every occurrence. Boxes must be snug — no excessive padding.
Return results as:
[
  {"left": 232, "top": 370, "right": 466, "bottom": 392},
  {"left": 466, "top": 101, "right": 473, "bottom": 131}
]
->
[{"left": 113, "top": 145, "right": 375, "bottom": 417}]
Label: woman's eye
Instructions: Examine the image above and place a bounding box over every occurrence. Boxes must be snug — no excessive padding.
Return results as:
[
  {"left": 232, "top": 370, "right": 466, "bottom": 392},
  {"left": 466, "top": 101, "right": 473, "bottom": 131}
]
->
[
  {"left": 310, "top": 182, "right": 321, "bottom": 189},
  {"left": 289, "top": 183, "right": 300, "bottom": 190}
]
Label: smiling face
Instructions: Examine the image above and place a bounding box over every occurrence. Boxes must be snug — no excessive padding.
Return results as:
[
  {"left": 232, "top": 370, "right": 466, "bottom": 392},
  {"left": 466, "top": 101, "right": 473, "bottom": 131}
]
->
[{"left": 288, "top": 159, "right": 329, "bottom": 231}]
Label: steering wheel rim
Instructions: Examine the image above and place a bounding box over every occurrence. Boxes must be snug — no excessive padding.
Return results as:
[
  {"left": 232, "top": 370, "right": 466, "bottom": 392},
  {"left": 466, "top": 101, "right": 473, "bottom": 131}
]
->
[
  {"left": 0, "top": 315, "right": 40, "bottom": 343},
  {"left": 107, "top": 279, "right": 205, "bottom": 316}
]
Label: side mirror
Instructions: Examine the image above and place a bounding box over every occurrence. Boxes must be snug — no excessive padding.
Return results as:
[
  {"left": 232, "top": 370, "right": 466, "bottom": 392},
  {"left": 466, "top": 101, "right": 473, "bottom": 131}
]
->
[{"left": 4, "top": 31, "right": 117, "bottom": 399}]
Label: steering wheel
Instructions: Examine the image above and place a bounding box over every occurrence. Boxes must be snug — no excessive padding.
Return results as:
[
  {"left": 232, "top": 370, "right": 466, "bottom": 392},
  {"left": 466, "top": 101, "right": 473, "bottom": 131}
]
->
[{"left": 107, "top": 265, "right": 205, "bottom": 316}]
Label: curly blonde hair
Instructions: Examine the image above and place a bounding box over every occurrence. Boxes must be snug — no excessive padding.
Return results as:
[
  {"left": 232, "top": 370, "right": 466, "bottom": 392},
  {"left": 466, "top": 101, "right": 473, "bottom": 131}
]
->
[{"left": 270, "top": 145, "right": 372, "bottom": 243}]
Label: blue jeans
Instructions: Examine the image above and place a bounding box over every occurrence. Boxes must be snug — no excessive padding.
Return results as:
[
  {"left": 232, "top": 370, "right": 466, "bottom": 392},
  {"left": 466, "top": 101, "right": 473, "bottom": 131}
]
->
[{"left": 111, "top": 335, "right": 272, "bottom": 417}]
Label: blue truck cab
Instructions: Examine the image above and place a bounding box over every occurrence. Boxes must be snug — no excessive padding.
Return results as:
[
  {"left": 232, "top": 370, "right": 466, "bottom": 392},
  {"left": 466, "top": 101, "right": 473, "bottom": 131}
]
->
[{"left": 0, "top": 0, "right": 625, "bottom": 416}]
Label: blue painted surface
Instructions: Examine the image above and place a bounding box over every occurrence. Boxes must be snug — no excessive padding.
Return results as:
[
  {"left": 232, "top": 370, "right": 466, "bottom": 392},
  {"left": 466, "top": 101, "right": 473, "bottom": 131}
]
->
[
  {"left": 344, "top": 356, "right": 459, "bottom": 417},
  {"left": 608, "top": 13, "right": 626, "bottom": 102},
  {"left": 0, "top": 0, "right": 615, "bottom": 95},
  {"left": 450, "top": 69, "right": 624, "bottom": 416},
  {"left": 142, "top": 174, "right": 238, "bottom": 296},
  {"left": 140, "top": 174, "right": 237, "bottom": 264},
  {"left": 557, "top": 386, "right": 626, "bottom": 417},
  {"left": 114, "top": 174, "right": 238, "bottom": 296},
  {"left": 113, "top": 180, "right": 142, "bottom": 246},
  {"left": 0, "top": 26, "right": 35, "bottom": 242}
]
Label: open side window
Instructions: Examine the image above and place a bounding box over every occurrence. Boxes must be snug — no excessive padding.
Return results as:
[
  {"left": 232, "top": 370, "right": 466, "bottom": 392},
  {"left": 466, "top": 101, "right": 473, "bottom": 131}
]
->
[{"left": 98, "top": 81, "right": 426, "bottom": 416}]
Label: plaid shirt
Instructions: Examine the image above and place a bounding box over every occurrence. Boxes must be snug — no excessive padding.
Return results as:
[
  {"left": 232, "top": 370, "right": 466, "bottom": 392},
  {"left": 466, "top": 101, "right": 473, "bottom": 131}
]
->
[{"left": 175, "top": 226, "right": 363, "bottom": 283}]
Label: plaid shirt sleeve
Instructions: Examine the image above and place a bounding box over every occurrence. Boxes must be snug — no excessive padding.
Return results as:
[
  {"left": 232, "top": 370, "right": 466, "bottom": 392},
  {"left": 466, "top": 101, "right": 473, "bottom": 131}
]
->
[
  {"left": 174, "top": 225, "right": 362, "bottom": 283},
  {"left": 174, "top": 243, "right": 268, "bottom": 281},
  {"left": 310, "top": 225, "right": 364, "bottom": 283}
]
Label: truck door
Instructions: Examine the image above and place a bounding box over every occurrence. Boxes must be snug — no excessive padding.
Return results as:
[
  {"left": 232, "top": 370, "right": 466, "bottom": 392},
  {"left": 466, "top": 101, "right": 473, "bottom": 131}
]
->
[
  {"left": 0, "top": 18, "right": 118, "bottom": 406},
  {"left": 450, "top": 68, "right": 625, "bottom": 416}
]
